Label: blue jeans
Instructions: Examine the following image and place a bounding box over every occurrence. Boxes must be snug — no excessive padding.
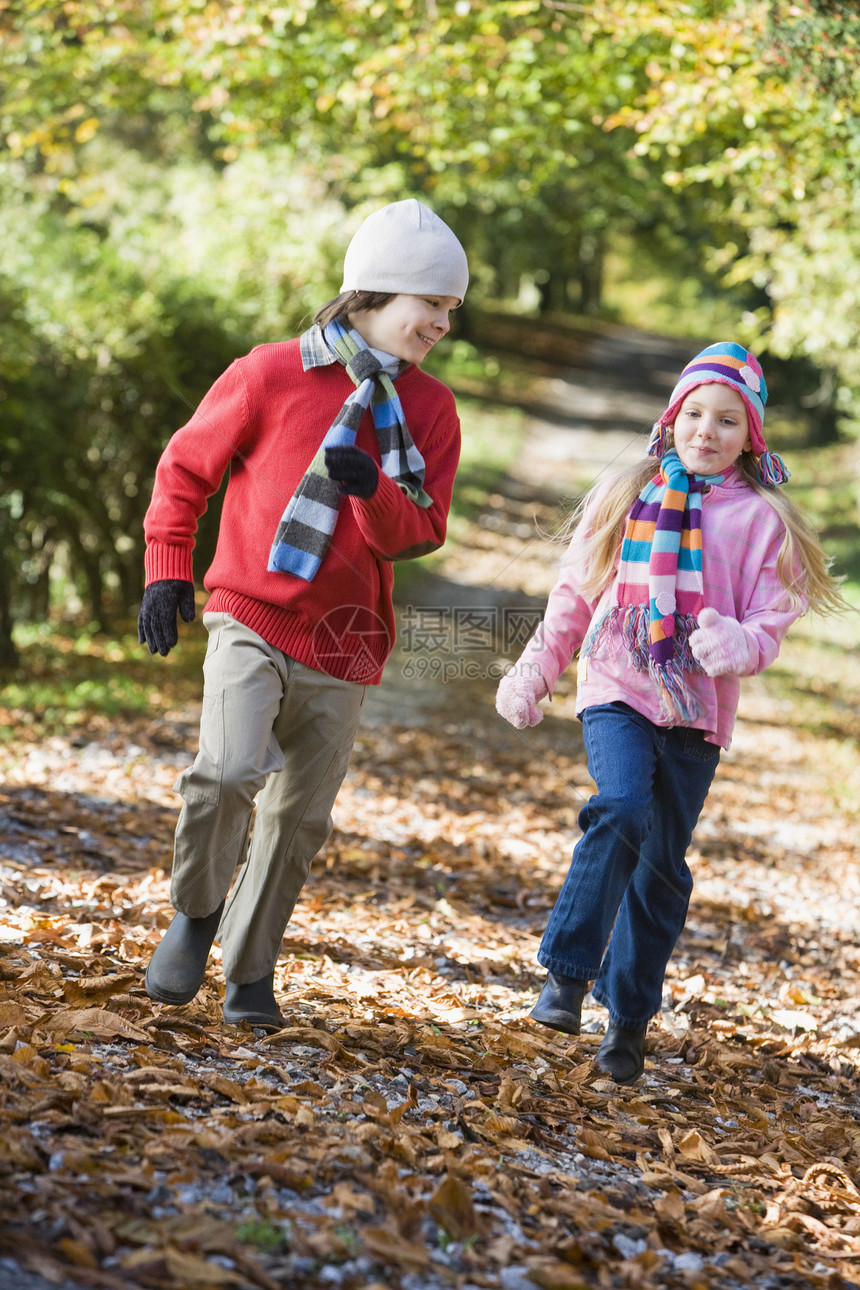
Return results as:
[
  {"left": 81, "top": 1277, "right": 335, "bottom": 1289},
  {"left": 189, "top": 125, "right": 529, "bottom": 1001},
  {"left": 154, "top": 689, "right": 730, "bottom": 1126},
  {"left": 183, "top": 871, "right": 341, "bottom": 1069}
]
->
[{"left": 537, "top": 702, "right": 720, "bottom": 1028}]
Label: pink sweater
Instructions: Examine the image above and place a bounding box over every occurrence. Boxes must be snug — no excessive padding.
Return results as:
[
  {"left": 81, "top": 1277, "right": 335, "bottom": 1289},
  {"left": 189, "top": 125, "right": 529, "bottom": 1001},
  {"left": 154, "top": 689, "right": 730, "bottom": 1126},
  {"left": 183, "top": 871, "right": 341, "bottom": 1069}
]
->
[
  {"left": 143, "top": 340, "right": 461, "bottom": 684},
  {"left": 519, "top": 467, "right": 804, "bottom": 748}
]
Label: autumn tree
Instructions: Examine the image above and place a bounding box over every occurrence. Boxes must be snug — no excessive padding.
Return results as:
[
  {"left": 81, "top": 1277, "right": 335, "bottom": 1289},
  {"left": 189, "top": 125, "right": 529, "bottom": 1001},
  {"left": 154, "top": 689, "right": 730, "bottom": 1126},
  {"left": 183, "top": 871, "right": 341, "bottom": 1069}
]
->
[{"left": 593, "top": 0, "right": 860, "bottom": 441}]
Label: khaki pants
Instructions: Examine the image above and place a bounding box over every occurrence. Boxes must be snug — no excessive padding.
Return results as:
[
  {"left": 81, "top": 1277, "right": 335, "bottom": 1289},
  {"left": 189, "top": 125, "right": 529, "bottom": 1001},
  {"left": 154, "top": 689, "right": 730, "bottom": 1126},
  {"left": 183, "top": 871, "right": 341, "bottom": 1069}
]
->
[{"left": 170, "top": 613, "right": 366, "bottom": 983}]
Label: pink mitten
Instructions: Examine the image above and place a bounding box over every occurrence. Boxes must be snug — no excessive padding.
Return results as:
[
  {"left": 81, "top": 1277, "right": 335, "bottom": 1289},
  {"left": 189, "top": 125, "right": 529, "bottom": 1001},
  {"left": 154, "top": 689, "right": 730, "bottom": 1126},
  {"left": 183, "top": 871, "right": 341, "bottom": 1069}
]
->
[
  {"left": 690, "top": 607, "right": 757, "bottom": 677},
  {"left": 495, "top": 665, "right": 549, "bottom": 729}
]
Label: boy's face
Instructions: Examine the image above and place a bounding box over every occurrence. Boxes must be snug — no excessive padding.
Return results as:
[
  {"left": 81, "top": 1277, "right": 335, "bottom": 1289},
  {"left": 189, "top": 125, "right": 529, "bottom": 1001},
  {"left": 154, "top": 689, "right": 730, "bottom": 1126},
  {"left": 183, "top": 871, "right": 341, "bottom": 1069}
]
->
[
  {"left": 348, "top": 293, "right": 460, "bottom": 365},
  {"left": 671, "top": 382, "right": 752, "bottom": 475}
]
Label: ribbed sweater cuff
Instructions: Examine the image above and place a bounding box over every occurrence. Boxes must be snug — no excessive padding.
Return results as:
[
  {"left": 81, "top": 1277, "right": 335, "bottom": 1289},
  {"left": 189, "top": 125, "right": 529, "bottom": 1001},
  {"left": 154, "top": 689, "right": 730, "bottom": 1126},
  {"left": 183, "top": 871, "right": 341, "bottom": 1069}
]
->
[{"left": 145, "top": 544, "right": 195, "bottom": 584}]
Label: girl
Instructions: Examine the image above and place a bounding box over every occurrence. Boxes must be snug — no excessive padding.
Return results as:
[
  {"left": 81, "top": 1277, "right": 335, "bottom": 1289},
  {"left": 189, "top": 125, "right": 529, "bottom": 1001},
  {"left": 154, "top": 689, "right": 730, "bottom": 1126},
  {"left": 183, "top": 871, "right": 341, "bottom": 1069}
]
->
[
  {"left": 496, "top": 342, "right": 847, "bottom": 1083},
  {"left": 138, "top": 199, "right": 468, "bottom": 1030}
]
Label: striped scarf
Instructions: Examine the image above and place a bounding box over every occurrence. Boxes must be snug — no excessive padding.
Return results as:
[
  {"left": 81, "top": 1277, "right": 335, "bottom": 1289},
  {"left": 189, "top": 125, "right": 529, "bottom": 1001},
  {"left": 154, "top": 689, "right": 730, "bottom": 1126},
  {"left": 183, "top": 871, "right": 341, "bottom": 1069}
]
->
[
  {"left": 583, "top": 450, "right": 725, "bottom": 721},
  {"left": 268, "top": 319, "right": 432, "bottom": 581}
]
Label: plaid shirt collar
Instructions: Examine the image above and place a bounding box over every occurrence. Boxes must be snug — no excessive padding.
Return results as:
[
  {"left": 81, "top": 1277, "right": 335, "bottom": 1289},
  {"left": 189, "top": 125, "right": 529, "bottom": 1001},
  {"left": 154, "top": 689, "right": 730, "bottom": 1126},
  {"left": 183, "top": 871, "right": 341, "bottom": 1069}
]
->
[
  {"left": 300, "top": 324, "right": 332, "bottom": 371},
  {"left": 300, "top": 323, "right": 408, "bottom": 380}
]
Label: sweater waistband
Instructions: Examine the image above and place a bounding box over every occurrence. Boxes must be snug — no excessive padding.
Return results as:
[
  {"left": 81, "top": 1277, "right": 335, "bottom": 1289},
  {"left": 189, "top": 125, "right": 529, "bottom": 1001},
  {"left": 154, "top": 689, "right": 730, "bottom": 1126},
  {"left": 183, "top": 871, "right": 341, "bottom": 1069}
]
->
[{"left": 204, "top": 589, "right": 389, "bottom": 685}]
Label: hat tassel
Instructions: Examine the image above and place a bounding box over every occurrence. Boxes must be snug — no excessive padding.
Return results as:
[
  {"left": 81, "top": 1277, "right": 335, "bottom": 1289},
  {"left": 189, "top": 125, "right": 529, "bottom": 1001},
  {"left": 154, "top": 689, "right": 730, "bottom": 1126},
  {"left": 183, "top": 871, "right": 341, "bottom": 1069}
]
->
[
  {"left": 647, "top": 421, "right": 668, "bottom": 458},
  {"left": 755, "top": 450, "right": 790, "bottom": 488}
]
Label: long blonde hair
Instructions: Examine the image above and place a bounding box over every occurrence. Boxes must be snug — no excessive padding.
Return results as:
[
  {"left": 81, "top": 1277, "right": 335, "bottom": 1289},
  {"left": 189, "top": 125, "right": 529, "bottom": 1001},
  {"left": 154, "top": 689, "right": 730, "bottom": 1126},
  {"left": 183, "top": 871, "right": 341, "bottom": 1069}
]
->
[{"left": 563, "top": 444, "right": 849, "bottom": 618}]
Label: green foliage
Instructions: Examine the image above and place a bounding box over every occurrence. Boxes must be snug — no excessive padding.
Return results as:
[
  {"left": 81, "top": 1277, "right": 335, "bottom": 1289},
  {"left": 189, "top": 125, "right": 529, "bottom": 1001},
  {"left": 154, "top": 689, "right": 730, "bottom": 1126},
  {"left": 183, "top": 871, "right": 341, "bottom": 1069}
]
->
[
  {"left": 594, "top": 0, "right": 860, "bottom": 433},
  {"left": 235, "top": 1216, "right": 291, "bottom": 1252},
  {"left": 0, "top": 142, "right": 348, "bottom": 638},
  {"left": 0, "top": 622, "right": 206, "bottom": 741},
  {"left": 768, "top": 0, "right": 860, "bottom": 104}
]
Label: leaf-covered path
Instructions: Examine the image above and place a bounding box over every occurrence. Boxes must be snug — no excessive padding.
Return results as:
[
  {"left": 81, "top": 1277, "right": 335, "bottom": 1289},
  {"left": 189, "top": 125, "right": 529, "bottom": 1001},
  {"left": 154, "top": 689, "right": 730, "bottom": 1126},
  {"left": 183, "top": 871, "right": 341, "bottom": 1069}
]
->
[{"left": 1, "top": 322, "right": 860, "bottom": 1290}]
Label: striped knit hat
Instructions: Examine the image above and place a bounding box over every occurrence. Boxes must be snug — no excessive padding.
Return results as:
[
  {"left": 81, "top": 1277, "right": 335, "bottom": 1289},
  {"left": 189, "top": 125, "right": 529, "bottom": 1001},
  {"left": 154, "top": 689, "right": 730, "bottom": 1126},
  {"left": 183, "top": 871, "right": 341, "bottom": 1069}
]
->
[{"left": 648, "top": 341, "right": 789, "bottom": 487}]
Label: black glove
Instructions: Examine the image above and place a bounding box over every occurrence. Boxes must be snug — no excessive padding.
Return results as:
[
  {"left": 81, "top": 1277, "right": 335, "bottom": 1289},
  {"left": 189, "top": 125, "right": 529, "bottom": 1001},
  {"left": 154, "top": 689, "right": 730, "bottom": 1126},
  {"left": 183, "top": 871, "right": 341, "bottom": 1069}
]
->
[
  {"left": 325, "top": 445, "right": 379, "bottom": 499},
  {"left": 138, "top": 579, "right": 196, "bottom": 657}
]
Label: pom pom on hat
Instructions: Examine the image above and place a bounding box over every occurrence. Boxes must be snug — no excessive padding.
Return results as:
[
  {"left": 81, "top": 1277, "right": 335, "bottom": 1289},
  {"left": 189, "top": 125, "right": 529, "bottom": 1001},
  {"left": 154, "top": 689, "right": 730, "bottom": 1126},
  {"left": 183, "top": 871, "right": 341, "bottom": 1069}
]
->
[
  {"left": 650, "top": 340, "right": 789, "bottom": 487},
  {"left": 340, "top": 198, "right": 469, "bottom": 303}
]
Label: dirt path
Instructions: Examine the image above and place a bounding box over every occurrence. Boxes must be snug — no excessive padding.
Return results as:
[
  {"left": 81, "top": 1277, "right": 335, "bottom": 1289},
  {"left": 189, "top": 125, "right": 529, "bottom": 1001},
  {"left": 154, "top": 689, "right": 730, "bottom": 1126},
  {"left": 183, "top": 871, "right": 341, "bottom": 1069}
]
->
[{"left": 1, "top": 322, "right": 859, "bottom": 1290}]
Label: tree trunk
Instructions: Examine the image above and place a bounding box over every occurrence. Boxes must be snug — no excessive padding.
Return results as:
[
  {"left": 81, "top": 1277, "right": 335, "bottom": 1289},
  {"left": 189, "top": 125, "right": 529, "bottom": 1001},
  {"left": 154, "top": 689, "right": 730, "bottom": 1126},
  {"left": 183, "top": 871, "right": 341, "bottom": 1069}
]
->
[
  {"left": 0, "top": 559, "right": 18, "bottom": 669},
  {"left": 577, "top": 236, "right": 604, "bottom": 314}
]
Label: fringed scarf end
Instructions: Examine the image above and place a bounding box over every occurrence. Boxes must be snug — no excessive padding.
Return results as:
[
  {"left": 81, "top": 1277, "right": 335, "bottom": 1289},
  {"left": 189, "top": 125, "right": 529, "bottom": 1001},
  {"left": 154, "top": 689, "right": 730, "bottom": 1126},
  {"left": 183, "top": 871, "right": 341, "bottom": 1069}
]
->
[
  {"left": 646, "top": 655, "right": 706, "bottom": 723},
  {"left": 581, "top": 605, "right": 631, "bottom": 664},
  {"left": 583, "top": 605, "right": 705, "bottom": 722}
]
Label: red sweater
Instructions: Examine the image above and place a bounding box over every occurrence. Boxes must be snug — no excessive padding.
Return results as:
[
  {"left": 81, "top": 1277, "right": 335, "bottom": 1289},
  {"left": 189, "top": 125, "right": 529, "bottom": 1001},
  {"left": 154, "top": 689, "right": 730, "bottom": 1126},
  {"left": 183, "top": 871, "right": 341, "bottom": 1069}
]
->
[{"left": 143, "top": 340, "right": 461, "bottom": 684}]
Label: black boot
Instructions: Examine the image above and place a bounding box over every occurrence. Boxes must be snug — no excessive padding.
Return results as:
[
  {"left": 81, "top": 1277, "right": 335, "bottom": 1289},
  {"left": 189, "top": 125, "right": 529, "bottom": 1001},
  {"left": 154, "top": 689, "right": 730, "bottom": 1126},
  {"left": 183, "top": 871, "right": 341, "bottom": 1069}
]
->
[
  {"left": 595, "top": 1022, "right": 647, "bottom": 1083},
  {"left": 144, "top": 902, "right": 225, "bottom": 1005},
  {"left": 529, "top": 972, "right": 589, "bottom": 1035},
  {"left": 223, "top": 972, "right": 284, "bottom": 1032}
]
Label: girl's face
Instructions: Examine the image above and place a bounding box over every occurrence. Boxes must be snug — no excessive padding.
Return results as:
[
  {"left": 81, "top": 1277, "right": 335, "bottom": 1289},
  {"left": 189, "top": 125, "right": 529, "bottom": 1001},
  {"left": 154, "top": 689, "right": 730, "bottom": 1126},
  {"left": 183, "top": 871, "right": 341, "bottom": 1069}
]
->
[
  {"left": 671, "top": 382, "right": 752, "bottom": 475},
  {"left": 348, "top": 293, "right": 459, "bottom": 365}
]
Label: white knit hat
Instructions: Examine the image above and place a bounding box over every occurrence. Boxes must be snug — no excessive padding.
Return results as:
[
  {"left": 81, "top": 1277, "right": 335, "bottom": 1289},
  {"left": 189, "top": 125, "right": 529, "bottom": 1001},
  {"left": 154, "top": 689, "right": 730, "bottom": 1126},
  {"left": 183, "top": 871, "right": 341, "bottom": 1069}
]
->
[{"left": 340, "top": 198, "right": 469, "bottom": 303}]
